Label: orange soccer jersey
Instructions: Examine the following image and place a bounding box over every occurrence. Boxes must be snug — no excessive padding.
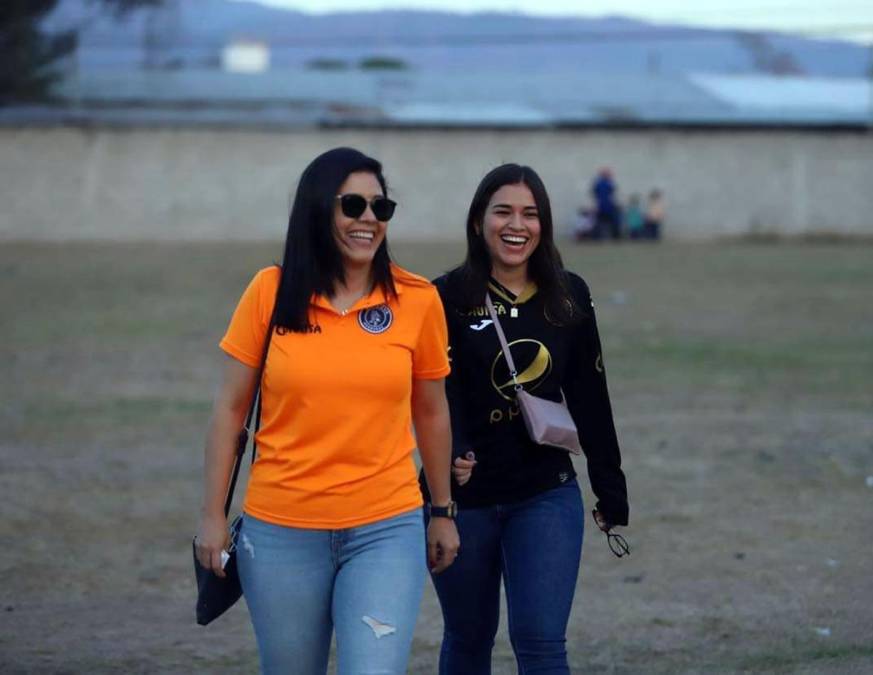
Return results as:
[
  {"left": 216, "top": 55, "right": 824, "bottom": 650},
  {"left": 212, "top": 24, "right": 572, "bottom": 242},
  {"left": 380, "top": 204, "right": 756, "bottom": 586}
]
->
[{"left": 219, "top": 264, "right": 450, "bottom": 529}]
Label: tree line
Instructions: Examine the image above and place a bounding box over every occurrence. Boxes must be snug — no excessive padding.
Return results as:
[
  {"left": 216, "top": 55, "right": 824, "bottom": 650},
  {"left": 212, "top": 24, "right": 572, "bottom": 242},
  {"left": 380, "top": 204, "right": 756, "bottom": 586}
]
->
[{"left": 1, "top": 0, "right": 160, "bottom": 104}]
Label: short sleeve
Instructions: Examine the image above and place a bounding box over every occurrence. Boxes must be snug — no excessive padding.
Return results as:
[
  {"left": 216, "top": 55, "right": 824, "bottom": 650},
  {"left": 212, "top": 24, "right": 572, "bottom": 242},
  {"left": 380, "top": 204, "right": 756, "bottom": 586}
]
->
[
  {"left": 412, "top": 287, "right": 451, "bottom": 380},
  {"left": 219, "top": 268, "right": 275, "bottom": 368}
]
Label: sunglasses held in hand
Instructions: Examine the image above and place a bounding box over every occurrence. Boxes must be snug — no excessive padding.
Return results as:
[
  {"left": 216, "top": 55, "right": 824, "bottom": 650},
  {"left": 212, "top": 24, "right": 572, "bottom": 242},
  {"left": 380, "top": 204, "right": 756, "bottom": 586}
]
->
[
  {"left": 592, "top": 509, "right": 630, "bottom": 558},
  {"left": 336, "top": 194, "right": 397, "bottom": 222}
]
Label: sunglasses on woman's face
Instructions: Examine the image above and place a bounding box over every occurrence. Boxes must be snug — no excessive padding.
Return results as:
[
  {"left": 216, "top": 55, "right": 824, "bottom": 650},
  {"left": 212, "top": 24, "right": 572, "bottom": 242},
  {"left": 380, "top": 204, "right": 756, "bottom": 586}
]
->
[{"left": 336, "top": 194, "right": 397, "bottom": 222}]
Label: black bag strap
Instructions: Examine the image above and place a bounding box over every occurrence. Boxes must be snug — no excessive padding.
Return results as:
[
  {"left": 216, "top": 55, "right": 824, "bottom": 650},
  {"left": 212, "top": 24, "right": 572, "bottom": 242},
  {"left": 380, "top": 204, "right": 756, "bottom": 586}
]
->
[{"left": 222, "top": 308, "right": 277, "bottom": 517}]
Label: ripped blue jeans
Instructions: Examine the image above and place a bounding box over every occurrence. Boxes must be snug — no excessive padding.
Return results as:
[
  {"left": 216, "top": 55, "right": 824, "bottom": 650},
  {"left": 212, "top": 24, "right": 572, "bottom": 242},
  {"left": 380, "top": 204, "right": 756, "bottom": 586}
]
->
[{"left": 237, "top": 508, "right": 426, "bottom": 675}]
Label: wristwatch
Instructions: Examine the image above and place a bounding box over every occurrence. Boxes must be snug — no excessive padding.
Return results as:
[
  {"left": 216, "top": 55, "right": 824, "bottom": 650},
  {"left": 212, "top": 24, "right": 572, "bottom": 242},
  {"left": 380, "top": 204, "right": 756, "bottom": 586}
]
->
[{"left": 427, "top": 501, "right": 458, "bottom": 519}]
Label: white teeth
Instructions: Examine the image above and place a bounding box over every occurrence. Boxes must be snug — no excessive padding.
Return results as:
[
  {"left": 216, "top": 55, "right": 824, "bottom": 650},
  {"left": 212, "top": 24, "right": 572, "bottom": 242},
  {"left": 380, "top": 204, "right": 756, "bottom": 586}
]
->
[
  {"left": 349, "top": 231, "right": 374, "bottom": 241},
  {"left": 501, "top": 235, "right": 527, "bottom": 244}
]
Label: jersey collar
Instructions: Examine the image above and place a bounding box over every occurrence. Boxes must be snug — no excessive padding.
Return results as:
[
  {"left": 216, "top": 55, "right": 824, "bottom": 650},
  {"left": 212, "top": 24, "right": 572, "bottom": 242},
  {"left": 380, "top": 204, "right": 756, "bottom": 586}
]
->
[
  {"left": 487, "top": 277, "right": 538, "bottom": 305},
  {"left": 311, "top": 272, "right": 404, "bottom": 315}
]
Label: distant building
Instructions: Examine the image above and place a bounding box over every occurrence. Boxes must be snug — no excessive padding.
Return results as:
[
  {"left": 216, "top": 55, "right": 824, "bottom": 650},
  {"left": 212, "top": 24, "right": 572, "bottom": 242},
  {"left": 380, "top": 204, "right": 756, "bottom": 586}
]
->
[
  {"left": 8, "top": 69, "right": 867, "bottom": 129},
  {"left": 0, "top": 70, "right": 871, "bottom": 241},
  {"left": 221, "top": 41, "right": 270, "bottom": 74}
]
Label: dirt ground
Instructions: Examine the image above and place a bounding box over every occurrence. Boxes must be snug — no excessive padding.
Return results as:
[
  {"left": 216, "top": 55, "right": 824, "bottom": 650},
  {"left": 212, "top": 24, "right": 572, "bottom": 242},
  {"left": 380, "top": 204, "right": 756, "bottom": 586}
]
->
[{"left": 1, "top": 240, "right": 872, "bottom": 674}]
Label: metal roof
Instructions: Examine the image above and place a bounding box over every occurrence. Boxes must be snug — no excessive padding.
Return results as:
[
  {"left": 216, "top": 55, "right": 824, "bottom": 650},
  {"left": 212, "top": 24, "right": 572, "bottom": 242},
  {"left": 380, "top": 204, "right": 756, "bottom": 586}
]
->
[
  {"left": 691, "top": 74, "right": 870, "bottom": 112},
  {"left": 1, "top": 68, "right": 869, "bottom": 129}
]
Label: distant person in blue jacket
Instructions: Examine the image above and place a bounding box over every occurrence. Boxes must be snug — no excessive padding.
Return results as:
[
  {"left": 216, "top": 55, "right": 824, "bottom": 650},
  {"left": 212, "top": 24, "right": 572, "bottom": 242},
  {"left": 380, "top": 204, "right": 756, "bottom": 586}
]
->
[{"left": 591, "top": 168, "right": 622, "bottom": 240}]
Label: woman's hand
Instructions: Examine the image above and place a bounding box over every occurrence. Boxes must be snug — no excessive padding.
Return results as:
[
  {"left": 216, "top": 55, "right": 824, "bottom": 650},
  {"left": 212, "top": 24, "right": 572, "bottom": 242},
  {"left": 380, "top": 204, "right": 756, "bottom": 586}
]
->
[
  {"left": 195, "top": 512, "right": 231, "bottom": 578},
  {"left": 427, "top": 517, "right": 460, "bottom": 574},
  {"left": 593, "top": 509, "right": 612, "bottom": 533},
  {"left": 452, "top": 451, "right": 477, "bottom": 486}
]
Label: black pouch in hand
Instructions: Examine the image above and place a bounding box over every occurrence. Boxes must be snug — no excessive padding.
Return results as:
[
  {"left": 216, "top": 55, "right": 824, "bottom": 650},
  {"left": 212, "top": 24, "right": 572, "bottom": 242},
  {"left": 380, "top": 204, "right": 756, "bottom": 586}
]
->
[{"left": 193, "top": 515, "right": 243, "bottom": 626}]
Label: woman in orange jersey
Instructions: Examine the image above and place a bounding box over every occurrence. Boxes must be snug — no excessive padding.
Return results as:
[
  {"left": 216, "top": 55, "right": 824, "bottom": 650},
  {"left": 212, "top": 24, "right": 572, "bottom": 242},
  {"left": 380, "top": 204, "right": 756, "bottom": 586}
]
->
[{"left": 195, "top": 147, "right": 459, "bottom": 674}]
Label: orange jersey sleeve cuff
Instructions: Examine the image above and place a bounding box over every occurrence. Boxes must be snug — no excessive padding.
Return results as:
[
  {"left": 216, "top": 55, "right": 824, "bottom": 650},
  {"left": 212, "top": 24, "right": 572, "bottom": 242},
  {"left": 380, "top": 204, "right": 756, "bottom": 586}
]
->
[{"left": 219, "top": 337, "right": 261, "bottom": 368}]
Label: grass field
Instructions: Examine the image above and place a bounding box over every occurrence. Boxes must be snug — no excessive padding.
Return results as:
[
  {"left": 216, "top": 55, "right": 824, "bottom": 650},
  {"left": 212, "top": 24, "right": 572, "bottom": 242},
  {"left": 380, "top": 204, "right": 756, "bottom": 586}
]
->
[{"left": 1, "top": 240, "right": 872, "bottom": 674}]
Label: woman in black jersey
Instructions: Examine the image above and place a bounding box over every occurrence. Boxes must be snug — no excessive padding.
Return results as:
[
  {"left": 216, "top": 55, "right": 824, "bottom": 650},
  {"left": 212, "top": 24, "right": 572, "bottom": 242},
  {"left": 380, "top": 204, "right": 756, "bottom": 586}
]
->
[{"left": 420, "top": 164, "right": 629, "bottom": 674}]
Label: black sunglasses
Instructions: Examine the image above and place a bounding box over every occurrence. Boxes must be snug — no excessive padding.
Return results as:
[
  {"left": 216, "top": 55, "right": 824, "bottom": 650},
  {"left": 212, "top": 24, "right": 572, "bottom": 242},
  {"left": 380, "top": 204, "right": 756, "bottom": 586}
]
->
[
  {"left": 336, "top": 194, "right": 397, "bottom": 222},
  {"left": 592, "top": 510, "right": 630, "bottom": 558}
]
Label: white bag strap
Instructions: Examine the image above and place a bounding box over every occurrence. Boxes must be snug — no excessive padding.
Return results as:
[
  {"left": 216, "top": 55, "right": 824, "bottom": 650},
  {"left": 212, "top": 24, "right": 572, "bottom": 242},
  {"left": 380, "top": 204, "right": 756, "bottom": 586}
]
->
[{"left": 485, "top": 294, "right": 522, "bottom": 392}]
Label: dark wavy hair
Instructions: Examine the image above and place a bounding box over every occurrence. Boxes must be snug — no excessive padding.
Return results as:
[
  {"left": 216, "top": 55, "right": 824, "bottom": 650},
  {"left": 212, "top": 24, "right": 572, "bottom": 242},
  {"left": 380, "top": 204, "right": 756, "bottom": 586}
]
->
[
  {"left": 452, "top": 163, "right": 579, "bottom": 325},
  {"left": 274, "top": 147, "right": 396, "bottom": 332}
]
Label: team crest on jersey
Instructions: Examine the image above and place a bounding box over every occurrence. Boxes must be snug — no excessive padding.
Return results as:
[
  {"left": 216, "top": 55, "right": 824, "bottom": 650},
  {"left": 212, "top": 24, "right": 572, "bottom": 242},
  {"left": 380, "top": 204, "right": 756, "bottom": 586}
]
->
[{"left": 358, "top": 304, "right": 393, "bottom": 334}]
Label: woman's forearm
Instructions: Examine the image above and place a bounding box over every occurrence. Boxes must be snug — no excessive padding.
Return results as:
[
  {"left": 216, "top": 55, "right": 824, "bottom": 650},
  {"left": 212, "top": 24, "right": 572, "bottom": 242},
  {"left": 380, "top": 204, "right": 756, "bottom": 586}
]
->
[
  {"left": 413, "top": 379, "right": 453, "bottom": 505},
  {"left": 201, "top": 357, "right": 259, "bottom": 518},
  {"left": 417, "top": 414, "right": 453, "bottom": 505},
  {"left": 200, "top": 401, "right": 247, "bottom": 518}
]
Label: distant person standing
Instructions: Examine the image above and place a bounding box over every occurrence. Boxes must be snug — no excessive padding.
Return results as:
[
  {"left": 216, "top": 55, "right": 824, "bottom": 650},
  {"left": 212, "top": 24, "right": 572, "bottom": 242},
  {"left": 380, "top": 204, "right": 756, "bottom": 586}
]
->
[
  {"left": 644, "top": 189, "right": 666, "bottom": 240},
  {"left": 591, "top": 168, "right": 621, "bottom": 240},
  {"left": 573, "top": 204, "right": 596, "bottom": 241},
  {"left": 625, "top": 194, "right": 645, "bottom": 240}
]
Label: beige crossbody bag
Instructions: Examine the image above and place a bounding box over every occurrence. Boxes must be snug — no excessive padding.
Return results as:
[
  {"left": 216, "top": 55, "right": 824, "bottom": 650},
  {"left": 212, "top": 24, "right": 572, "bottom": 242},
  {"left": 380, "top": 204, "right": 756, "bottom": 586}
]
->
[{"left": 485, "top": 294, "right": 582, "bottom": 455}]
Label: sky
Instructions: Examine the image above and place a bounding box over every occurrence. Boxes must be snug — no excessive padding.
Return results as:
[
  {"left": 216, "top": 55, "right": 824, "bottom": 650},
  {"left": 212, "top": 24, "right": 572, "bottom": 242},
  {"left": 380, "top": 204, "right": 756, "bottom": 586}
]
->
[{"left": 235, "top": 0, "right": 873, "bottom": 42}]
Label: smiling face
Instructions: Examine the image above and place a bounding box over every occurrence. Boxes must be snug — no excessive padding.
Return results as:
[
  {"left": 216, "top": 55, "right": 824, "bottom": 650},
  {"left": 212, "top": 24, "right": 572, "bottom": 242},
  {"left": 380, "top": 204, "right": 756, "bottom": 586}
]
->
[
  {"left": 479, "top": 182, "right": 541, "bottom": 278},
  {"left": 333, "top": 171, "right": 388, "bottom": 271}
]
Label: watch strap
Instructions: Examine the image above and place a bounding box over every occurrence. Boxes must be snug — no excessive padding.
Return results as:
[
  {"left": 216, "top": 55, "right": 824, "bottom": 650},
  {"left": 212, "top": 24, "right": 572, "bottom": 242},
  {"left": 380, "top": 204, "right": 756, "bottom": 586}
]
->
[{"left": 428, "top": 501, "right": 458, "bottom": 519}]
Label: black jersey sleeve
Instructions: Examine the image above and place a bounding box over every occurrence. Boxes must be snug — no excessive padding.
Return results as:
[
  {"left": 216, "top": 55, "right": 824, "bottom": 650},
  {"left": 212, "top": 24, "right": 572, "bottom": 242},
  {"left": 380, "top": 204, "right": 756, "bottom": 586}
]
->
[{"left": 563, "top": 274, "right": 629, "bottom": 526}]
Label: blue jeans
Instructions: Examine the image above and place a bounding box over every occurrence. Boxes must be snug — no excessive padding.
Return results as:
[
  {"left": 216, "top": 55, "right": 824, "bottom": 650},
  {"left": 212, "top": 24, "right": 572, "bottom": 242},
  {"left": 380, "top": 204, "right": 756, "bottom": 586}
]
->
[
  {"left": 238, "top": 508, "right": 426, "bottom": 675},
  {"left": 427, "top": 482, "right": 584, "bottom": 674}
]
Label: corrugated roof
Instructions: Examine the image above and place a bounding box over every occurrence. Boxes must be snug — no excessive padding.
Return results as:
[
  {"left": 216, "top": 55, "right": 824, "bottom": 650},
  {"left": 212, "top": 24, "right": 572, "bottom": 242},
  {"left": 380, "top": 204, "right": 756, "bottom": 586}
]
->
[
  {"left": 1, "top": 69, "right": 868, "bottom": 128},
  {"left": 690, "top": 74, "right": 870, "bottom": 113},
  {"left": 386, "top": 103, "right": 551, "bottom": 126}
]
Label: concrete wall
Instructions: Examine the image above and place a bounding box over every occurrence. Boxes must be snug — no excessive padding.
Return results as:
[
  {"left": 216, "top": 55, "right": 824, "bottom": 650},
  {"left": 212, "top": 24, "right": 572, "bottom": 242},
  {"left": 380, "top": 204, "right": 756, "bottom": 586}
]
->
[{"left": 1, "top": 126, "right": 871, "bottom": 240}]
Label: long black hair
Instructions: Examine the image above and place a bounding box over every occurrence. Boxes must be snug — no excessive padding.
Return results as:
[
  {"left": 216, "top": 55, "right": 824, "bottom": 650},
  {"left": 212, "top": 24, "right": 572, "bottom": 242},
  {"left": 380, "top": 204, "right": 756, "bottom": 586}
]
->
[
  {"left": 274, "top": 147, "right": 396, "bottom": 332},
  {"left": 452, "top": 163, "right": 580, "bottom": 325}
]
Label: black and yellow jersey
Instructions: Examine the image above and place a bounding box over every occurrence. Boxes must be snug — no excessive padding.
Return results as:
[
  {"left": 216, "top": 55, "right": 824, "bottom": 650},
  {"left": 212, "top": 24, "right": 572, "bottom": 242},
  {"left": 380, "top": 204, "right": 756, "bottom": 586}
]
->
[{"left": 420, "top": 268, "right": 629, "bottom": 526}]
